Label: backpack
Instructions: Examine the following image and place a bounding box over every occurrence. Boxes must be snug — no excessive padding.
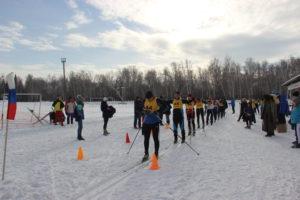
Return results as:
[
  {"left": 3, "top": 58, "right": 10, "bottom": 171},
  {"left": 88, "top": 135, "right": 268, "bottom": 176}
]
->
[{"left": 107, "top": 106, "right": 116, "bottom": 118}]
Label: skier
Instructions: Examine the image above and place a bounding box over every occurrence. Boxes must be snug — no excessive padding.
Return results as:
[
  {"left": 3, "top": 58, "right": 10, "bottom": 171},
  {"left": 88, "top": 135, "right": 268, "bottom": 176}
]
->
[
  {"left": 238, "top": 98, "right": 247, "bottom": 122},
  {"left": 243, "top": 101, "right": 254, "bottom": 129},
  {"left": 186, "top": 94, "right": 196, "bottom": 136},
  {"left": 74, "top": 95, "right": 85, "bottom": 140},
  {"left": 142, "top": 91, "right": 160, "bottom": 162},
  {"left": 213, "top": 100, "right": 219, "bottom": 122},
  {"left": 218, "top": 99, "right": 225, "bottom": 119},
  {"left": 134, "top": 96, "right": 143, "bottom": 129},
  {"left": 291, "top": 91, "right": 300, "bottom": 148},
  {"left": 195, "top": 98, "right": 205, "bottom": 129},
  {"left": 261, "top": 94, "right": 277, "bottom": 137},
  {"left": 101, "top": 97, "right": 116, "bottom": 135},
  {"left": 250, "top": 100, "right": 256, "bottom": 124},
  {"left": 255, "top": 99, "right": 260, "bottom": 114},
  {"left": 222, "top": 98, "right": 228, "bottom": 117},
  {"left": 171, "top": 91, "right": 186, "bottom": 144},
  {"left": 206, "top": 99, "right": 214, "bottom": 125},
  {"left": 52, "top": 96, "right": 65, "bottom": 126},
  {"left": 65, "top": 96, "right": 76, "bottom": 124},
  {"left": 231, "top": 98, "right": 236, "bottom": 114}
]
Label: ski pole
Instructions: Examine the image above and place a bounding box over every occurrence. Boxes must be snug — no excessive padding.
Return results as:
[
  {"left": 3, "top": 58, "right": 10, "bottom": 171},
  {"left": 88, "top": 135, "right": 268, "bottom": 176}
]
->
[
  {"left": 155, "top": 114, "right": 200, "bottom": 156},
  {"left": 127, "top": 127, "right": 142, "bottom": 154},
  {"left": 166, "top": 125, "right": 200, "bottom": 156}
]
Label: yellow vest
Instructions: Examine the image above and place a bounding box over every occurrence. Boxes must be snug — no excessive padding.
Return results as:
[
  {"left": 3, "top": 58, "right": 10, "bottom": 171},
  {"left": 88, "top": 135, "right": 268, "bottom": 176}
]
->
[
  {"left": 54, "top": 101, "right": 62, "bottom": 112},
  {"left": 173, "top": 98, "right": 183, "bottom": 109},
  {"left": 195, "top": 101, "right": 204, "bottom": 109},
  {"left": 144, "top": 97, "right": 159, "bottom": 112}
]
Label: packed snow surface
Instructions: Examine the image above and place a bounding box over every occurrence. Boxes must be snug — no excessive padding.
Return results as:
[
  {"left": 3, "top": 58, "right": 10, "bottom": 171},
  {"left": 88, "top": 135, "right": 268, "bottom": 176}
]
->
[{"left": 0, "top": 102, "right": 299, "bottom": 200}]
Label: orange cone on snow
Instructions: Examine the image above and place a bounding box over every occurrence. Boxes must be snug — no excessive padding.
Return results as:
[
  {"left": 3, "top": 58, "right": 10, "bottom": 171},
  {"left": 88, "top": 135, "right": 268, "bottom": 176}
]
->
[
  {"left": 77, "top": 146, "right": 84, "bottom": 160},
  {"left": 125, "top": 133, "right": 131, "bottom": 144},
  {"left": 149, "top": 153, "right": 160, "bottom": 170}
]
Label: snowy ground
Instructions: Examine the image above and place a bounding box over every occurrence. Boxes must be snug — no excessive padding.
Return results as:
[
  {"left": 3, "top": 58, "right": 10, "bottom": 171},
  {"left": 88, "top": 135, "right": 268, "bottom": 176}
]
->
[{"left": 0, "top": 102, "right": 300, "bottom": 200}]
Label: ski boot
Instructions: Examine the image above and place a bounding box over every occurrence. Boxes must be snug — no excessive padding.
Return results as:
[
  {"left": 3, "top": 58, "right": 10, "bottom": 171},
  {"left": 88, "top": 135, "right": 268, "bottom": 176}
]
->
[
  {"left": 181, "top": 131, "right": 185, "bottom": 143},
  {"left": 103, "top": 130, "right": 109, "bottom": 136},
  {"left": 291, "top": 143, "right": 300, "bottom": 148},
  {"left": 193, "top": 130, "right": 196, "bottom": 136},
  {"left": 174, "top": 134, "right": 178, "bottom": 144},
  {"left": 142, "top": 154, "right": 149, "bottom": 162}
]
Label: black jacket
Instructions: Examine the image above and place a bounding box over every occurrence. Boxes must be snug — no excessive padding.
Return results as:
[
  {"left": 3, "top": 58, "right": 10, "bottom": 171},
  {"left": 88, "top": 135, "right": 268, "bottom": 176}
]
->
[
  {"left": 134, "top": 99, "right": 144, "bottom": 115},
  {"left": 101, "top": 101, "right": 109, "bottom": 118}
]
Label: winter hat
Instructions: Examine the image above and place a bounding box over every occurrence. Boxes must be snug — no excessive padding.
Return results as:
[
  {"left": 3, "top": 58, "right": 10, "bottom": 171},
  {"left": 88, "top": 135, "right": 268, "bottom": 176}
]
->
[
  {"left": 103, "top": 97, "right": 108, "bottom": 102},
  {"left": 145, "top": 91, "right": 153, "bottom": 99}
]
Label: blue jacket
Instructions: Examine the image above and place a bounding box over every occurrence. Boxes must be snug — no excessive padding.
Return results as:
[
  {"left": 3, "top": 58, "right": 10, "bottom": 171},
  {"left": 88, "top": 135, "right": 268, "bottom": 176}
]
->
[
  {"left": 231, "top": 99, "right": 235, "bottom": 107},
  {"left": 279, "top": 95, "right": 289, "bottom": 114},
  {"left": 143, "top": 112, "right": 160, "bottom": 125},
  {"left": 291, "top": 105, "right": 300, "bottom": 124}
]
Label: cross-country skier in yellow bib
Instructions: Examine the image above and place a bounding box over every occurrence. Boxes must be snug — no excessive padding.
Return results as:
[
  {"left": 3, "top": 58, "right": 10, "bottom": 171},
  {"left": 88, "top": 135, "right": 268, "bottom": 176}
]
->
[
  {"left": 171, "top": 91, "right": 186, "bottom": 144},
  {"left": 195, "top": 98, "right": 205, "bottom": 129},
  {"left": 142, "top": 91, "right": 160, "bottom": 162},
  {"left": 186, "top": 94, "right": 196, "bottom": 136}
]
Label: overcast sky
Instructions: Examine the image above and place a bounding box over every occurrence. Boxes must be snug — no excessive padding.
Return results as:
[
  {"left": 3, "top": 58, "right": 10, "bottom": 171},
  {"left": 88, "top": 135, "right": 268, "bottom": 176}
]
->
[{"left": 1, "top": 0, "right": 300, "bottom": 78}]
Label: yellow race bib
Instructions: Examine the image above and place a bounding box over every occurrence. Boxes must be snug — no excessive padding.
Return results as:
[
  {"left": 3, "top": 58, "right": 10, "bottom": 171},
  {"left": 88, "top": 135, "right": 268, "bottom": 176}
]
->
[
  {"left": 144, "top": 97, "right": 159, "bottom": 112},
  {"left": 173, "top": 98, "right": 183, "bottom": 109}
]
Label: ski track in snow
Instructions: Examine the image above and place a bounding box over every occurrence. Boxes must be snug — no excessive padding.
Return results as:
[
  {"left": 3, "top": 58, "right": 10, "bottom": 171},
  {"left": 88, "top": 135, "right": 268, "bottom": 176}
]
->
[{"left": 0, "top": 102, "right": 300, "bottom": 200}]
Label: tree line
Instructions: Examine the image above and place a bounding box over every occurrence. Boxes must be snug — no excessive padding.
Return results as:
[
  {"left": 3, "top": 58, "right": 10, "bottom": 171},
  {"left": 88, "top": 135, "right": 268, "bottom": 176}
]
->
[{"left": 1, "top": 57, "right": 300, "bottom": 101}]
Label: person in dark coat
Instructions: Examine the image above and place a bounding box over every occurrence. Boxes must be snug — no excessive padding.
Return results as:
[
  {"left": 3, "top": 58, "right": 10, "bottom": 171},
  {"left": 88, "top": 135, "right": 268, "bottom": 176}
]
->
[
  {"left": 134, "top": 96, "right": 144, "bottom": 129},
  {"left": 101, "top": 97, "right": 110, "bottom": 135},
  {"left": 238, "top": 98, "right": 247, "bottom": 122},
  {"left": 74, "top": 95, "right": 85, "bottom": 140},
  {"left": 243, "top": 101, "right": 254, "bottom": 129},
  {"left": 261, "top": 94, "right": 277, "bottom": 137},
  {"left": 158, "top": 96, "right": 171, "bottom": 125}
]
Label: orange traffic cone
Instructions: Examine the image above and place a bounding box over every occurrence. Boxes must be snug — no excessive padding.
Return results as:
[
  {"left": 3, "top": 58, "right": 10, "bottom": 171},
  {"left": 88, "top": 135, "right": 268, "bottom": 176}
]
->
[
  {"left": 125, "top": 133, "right": 131, "bottom": 144},
  {"left": 149, "top": 153, "right": 160, "bottom": 170},
  {"left": 77, "top": 146, "right": 84, "bottom": 160}
]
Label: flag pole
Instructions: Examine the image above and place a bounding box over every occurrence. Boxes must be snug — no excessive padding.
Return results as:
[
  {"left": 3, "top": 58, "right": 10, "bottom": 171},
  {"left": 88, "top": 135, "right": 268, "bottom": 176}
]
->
[{"left": 2, "top": 118, "right": 9, "bottom": 181}]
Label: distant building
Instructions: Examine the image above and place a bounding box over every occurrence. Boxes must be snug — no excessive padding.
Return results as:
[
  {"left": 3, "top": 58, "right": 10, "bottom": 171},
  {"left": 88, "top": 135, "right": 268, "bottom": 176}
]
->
[
  {"left": 282, "top": 74, "right": 300, "bottom": 91},
  {"left": 282, "top": 74, "right": 300, "bottom": 98}
]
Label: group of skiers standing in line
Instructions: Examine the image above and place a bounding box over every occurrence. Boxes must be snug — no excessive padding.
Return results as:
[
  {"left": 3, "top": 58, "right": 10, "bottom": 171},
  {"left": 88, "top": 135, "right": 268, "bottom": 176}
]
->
[{"left": 134, "top": 91, "right": 229, "bottom": 162}]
